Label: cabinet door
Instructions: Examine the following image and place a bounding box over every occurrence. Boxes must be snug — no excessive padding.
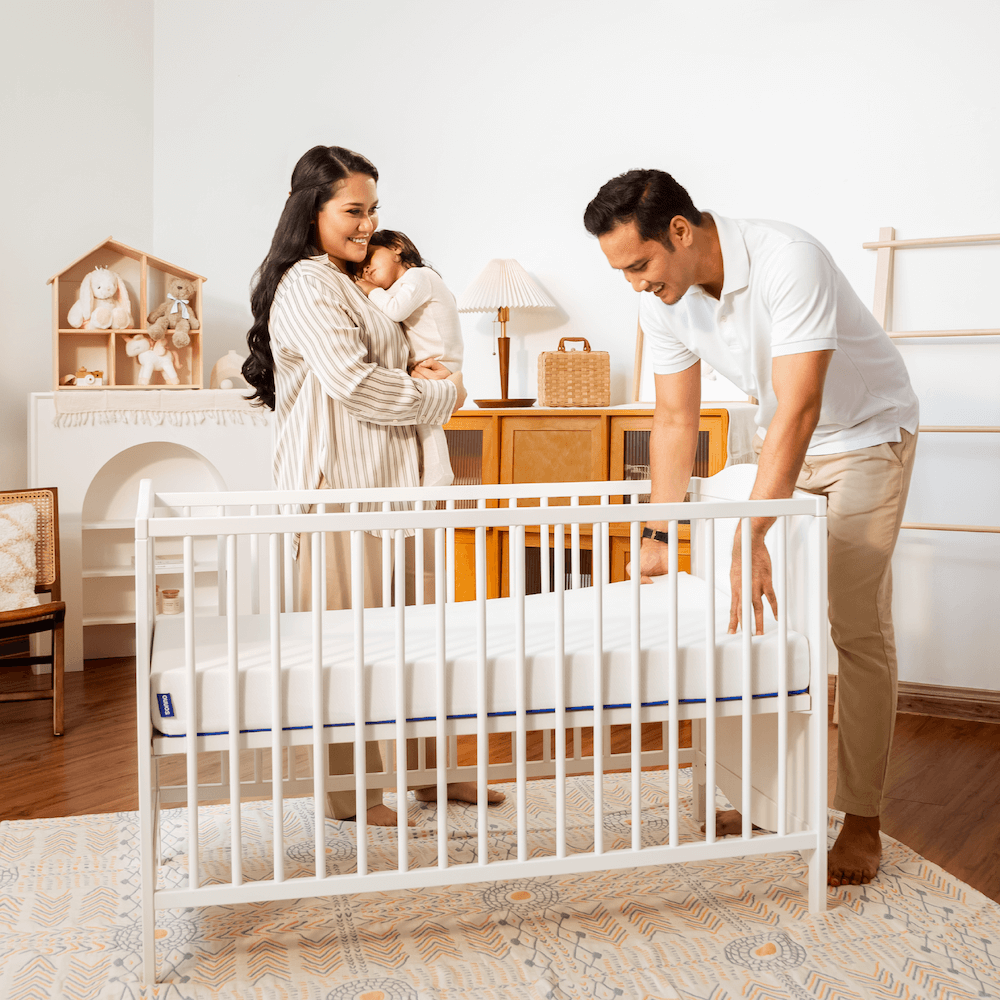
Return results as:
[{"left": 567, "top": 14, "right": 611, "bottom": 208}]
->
[
  {"left": 444, "top": 414, "right": 499, "bottom": 487},
  {"left": 609, "top": 408, "right": 730, "bottom": 486},
  {"left": 501, "top": 415, "right": 607, "bottom": 493}
]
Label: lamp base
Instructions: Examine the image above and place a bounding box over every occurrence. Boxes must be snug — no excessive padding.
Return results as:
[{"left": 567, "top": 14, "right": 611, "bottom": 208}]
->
[{"left": 473, "top": 398, "right": 536, "bottom": 408}]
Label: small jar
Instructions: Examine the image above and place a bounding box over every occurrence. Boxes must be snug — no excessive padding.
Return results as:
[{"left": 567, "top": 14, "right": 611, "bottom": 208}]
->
[{"left": 161, "top": 589, "right": 182, "bottom": 615}]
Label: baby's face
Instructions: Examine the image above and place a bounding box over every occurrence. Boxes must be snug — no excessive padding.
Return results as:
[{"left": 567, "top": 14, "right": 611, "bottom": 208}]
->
[{"left": 362, "top": 245, "right": 405, "bottom": 289}]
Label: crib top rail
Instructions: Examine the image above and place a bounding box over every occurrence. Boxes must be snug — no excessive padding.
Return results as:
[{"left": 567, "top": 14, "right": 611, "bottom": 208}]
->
[{"left": 135, "top": 483, "right": 825, "bottom": 540}]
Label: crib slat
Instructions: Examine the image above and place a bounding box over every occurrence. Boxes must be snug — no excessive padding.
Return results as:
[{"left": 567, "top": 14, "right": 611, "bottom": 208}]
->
[
  {"left": 226, "top": 535, "right": 243, "bottom": 887},
  {"left": 741, "top": 516, "right": 752, "bottom": 840},
  {"left": 571, "top": 496, "right": 581, "bottom": 590},
  {"left": 435, "top": 526, "right": 449, "bottom": 869},
  {"left": 601, "top": 497, "right": 610, "bottom": 587},
  {"left": 311, "top": 530, "right": 324, "bottom": 880},
  {"left": 395, "top": 529, "right": 408, "bottom": 870},
  {"left": 183, "top": 530, "right": 198, "bottom": 891},
  {"left": 382, "top": 502, "right": 392, "bottom": 610},
  {"left": 283, "top": 521, "right": 294, "bottom": 614},
  {"left": 475, "top": 506, "right": 489, "bottom": 867},
  {"left": 628, "top": 512, "right": 640, "bottom": 849},
  {"left": 446, "top": 499, "right": 456, "bottom": 604},
  {"left": 540, "top": 498, "right": 550, "bottom": 594},
  {"left": 554, "top": 524, "right": 566, "bottom": 857},
  {"left": 268, "top": 534, "right": 284, "bottom": 882},
  {"left": 667, "top": 518, "right": 679, "bottom": 848},
  {"left": 776, "top": 516, "right": 788, "bottom": 837},
  {"left": 351, "top": 506, "right": 368, "bottom": 876},
  {"left": 704, "top": 518, "right": 717, "bottom": 846},
  {"left": 249, "top": 506, "right": 260, "bottom": 615},
  {"left": 415, "top": 501, "right": 425, "bottom": 606},
  {"left": 514, "top": 505, "right": 528, "bottom": 863},
  {"left": 318, "top": 503, "right": 328, "bottom": 613}
]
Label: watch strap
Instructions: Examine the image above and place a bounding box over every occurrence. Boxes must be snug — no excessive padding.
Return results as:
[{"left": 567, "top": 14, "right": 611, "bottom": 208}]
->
[{"left": 641, "top": 526, "right": 671, "bottom": 545}]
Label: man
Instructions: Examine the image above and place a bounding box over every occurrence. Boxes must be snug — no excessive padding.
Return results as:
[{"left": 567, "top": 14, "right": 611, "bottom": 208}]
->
[{"left": 584, "top": 170, "right": 918, "bottom": 887}]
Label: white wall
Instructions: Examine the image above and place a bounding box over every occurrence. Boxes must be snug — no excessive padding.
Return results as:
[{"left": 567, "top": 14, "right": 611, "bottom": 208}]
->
[
  {"left": 5, "top": 1, "right": 998, "bottom": 688},
  {"left": 0, "top": 1, "right": 154, "bottom": 488}
]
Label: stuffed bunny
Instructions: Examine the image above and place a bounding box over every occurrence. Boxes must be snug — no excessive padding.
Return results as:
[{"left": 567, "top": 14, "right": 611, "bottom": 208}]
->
[
  {"left": 147, "top": 276, "right": 200, "bottom": 349},
  {"left": 67, "top": 267, "right": 133, "bottom": 330},
  {"left": 126, "top": 334, "right": 181, "bottom": 386}
]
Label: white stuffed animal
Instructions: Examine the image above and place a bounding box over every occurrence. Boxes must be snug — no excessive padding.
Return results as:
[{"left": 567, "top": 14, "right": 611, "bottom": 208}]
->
[
  {"left": 126, "top": 334, "right": 180, "bottom": 386},
  {"left": 67, "top": 267, "right": 133, "bottom": 330}
]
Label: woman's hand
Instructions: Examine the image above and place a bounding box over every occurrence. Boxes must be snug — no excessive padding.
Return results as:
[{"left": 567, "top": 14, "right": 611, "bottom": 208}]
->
[{"left": 410, "top": 358, "right": 452, "bottom": 380}]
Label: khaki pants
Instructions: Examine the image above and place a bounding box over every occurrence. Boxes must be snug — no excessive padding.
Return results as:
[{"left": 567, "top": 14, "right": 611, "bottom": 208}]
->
[
  {"left": 297, "top": 484, "right": 440, "bottom": 818},
  {"left": 754, "top": 428, "right": 918, "bottom": 816}
]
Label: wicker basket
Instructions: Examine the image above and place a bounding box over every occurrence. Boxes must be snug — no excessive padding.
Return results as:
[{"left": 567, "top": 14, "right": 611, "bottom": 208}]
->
[{"left": 537, "top": 337, "right": 610, "bottom": 407}]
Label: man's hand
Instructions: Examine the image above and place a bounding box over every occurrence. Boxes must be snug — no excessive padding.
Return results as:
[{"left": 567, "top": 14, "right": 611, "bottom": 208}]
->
[
  {"left": 728, "top": 521, "right": 777, "bottom": 636},
  {"left": 626, "top": 538, "right": 671, "bottom": 584}
]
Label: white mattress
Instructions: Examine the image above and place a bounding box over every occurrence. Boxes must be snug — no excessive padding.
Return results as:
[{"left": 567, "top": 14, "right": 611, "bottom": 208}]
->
[{"left": 150, "top": 574, "right": 811, "bottom": 738}]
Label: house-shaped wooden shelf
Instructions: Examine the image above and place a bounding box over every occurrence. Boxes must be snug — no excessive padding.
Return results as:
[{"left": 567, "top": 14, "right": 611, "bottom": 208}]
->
[{"left": 48, "top": 238, "right": 205, "bottom": 390}]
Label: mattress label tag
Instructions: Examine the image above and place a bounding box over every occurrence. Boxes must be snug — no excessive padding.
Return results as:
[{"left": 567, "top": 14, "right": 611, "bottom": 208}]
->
[{"left": 157, "top": 693, "right": 175, "bottom": 718}]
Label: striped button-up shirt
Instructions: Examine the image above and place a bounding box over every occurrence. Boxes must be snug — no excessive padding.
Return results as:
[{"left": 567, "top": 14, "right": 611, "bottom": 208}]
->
[{"left": 270, "top": 256, "right": 456, "bottom": 528}]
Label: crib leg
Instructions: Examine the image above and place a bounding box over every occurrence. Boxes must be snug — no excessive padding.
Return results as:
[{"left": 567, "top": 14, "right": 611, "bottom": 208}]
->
[{"left": 804, "top": 846, "right": 827, "bottom": 913}]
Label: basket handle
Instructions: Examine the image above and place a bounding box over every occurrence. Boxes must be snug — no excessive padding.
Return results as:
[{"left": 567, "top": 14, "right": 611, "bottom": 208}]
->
[{"left": 558, "top": 337, "right": 590, "bottom": 352}]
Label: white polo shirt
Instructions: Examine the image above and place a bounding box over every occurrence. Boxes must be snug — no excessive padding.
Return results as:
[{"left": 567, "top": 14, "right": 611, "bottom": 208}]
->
[{"left": 641, "top": 212, "right": 919, "bottom": 454}]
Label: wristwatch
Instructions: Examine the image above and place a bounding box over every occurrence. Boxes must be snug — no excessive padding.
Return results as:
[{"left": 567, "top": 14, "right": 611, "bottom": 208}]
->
[{"left": 641, "top": 527, "right": 671, "bottom": 545}]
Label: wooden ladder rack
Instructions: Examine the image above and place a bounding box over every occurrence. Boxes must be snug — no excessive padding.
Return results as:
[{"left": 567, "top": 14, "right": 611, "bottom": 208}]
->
[{"left": 866, "top": 227, "right": 999, "bottom": 535}]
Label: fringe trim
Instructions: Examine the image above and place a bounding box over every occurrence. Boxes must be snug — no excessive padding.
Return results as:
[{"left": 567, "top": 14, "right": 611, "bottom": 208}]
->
[{"left": 52, "top": 409, "right": 270, "bottom": 428}]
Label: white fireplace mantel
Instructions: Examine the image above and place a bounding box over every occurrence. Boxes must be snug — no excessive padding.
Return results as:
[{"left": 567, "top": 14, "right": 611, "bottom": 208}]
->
[{"left": 29, "top": 390, "right": 274, "bottom": 671}]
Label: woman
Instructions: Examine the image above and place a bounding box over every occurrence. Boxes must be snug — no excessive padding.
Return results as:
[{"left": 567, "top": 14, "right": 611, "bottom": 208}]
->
[{"left": 243, "top": 145, "right": 498, "bottom": 825}]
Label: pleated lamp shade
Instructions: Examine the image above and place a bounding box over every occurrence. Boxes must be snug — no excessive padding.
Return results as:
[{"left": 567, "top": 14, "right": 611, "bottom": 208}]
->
[{"left": 458, "top": 259, "right": 555, "bottom": 312}]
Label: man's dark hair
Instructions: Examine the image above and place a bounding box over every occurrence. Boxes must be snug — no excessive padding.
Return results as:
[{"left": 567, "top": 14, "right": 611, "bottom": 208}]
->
[{"left": 583, "top": 169, "right": 703, "bottom": 250}]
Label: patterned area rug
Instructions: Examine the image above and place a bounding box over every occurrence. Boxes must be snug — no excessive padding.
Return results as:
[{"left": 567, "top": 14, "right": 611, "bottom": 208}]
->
[{"left": 2, "top": 770, "right": 999, "bottom": 1000}]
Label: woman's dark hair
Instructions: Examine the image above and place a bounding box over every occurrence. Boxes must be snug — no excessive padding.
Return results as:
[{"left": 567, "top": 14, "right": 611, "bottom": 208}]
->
[
  {"left": 583, "top": 169, "right": 703, "bottom": 250},
  {"left": 243, "top": 145, "right": 378, "bottom": 409}
]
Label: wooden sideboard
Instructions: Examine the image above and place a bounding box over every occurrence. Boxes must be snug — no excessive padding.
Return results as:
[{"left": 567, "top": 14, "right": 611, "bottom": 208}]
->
[{"left": 443, "top": 406, "right": 731, "bottom": 601}]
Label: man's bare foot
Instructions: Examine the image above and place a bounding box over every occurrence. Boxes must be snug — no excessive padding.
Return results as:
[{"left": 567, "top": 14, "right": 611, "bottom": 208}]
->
[
  {"left": 828, "top": 813, "right": 881, "bottom": 887},
  {"left": 700, "top": 809, "right": 763, "bottom": 837},
  {"left": 414, "top": 782, "right": 506, "bottom": 805}
]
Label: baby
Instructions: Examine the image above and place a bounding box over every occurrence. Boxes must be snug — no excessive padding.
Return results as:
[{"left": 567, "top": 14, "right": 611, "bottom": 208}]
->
[{"left": 357, "top": 230, "right": 463, "bottom": 487}]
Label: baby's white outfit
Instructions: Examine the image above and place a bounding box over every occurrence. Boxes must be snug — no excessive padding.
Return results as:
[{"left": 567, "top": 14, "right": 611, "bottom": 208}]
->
[{"left": 368, "top": 267, "right": 464, "bottom": 487}]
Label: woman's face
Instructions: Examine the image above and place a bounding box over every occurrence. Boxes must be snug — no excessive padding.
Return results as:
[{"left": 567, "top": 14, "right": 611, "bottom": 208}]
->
[
  {"left": 362, "top": 245, "right": 406, "bottom": 289},
  {"left": 314, "top": 173, "right": 378, "bottom": 271}
]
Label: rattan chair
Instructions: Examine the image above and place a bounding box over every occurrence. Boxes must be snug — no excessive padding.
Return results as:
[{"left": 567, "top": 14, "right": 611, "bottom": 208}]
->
[{"left": 0, "top": 488, "right": 64, "bottom": 735}]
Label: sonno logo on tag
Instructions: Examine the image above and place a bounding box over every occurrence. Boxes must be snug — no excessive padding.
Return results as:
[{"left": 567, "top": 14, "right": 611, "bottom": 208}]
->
[{"left": 158, "top": 693, "right": 175, "bottom": 718}]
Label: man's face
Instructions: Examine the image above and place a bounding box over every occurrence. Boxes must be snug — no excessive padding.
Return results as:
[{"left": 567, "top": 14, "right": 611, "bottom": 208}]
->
[{"left": 598, "top": 218, "right": 698, "bottom": 305}]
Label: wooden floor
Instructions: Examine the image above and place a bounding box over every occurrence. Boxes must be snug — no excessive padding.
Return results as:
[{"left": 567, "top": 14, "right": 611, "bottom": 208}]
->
[{"left": 3, "top": 657, "right": 999, "bottom": 903}]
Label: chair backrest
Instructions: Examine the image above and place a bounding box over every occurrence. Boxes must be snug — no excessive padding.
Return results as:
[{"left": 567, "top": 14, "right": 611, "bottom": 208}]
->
[{"left": 0, "top": 488, "right": 60, "bottom": 594}]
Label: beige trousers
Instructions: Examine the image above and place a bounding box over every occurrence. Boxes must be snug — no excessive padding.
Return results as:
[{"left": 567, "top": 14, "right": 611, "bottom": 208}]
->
[
  {"left": 755, "top": 428, "right": 918, "bottom": 816},
  {"left": 297, "top": 485, "right": 440, "bottom": 818}
]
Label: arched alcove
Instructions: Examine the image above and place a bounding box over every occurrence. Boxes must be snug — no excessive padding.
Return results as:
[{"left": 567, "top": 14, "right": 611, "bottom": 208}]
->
[{"left": 83, "top": 441, "right": 225, "bottom": 522}]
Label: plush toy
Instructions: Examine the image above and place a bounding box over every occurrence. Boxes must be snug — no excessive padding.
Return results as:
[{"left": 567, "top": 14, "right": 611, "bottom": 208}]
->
[
  {"left": 126, "top": 334, "right": 181, "bottom": 386},
  {"left": 67, "top": 267, "right": 133, "bottom": 330},
  {"left": 147, "top": 276, "right": 200, "bottom": 349}
]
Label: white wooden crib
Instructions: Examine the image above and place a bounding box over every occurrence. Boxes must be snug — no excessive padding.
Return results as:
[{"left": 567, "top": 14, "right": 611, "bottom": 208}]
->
[{"left": 134, "top": 467, "right": 828, "bottom": 984}]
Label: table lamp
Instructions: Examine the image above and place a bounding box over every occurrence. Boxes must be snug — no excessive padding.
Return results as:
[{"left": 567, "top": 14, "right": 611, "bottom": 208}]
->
[{"left": 458, "top": 258, "right": 555, "bottom": 407}]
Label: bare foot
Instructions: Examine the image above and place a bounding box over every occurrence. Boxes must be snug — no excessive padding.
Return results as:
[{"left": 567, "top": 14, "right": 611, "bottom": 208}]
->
[
  {"left": 414, "top": 782, "right": 506, "bottom": 805},
  {"left": 828, "top": 813, "right": 881, "bottom": 887},
  {"left": 329, "top": 797, "right": 416, "bottom": 827},
  {"left": 700, "top": 809, "right": 763, "bottom": 837}
]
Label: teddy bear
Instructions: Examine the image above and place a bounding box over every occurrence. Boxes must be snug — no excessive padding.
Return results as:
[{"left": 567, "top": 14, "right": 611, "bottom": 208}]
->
[
  {"left": 67, "top": 267, "right": 133, "bottom": 330},
  {"left": 147, "top": 276, "right": 200, "bottom": 349},
  {"left": 126, "top": 334, "right": 181, "bottom": 386}
]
